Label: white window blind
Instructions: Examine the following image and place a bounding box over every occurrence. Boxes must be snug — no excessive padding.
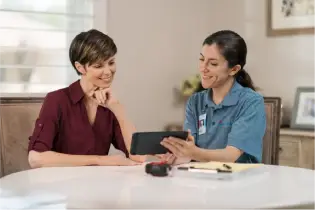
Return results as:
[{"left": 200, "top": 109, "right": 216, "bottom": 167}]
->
[{"left": 0, "top": 0, "right": 101, "bottom": 94}]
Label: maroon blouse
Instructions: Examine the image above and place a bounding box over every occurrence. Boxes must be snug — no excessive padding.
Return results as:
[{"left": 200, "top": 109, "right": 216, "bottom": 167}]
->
[{"left": 28, "top": 80, "right": 128, "bottom": 156}]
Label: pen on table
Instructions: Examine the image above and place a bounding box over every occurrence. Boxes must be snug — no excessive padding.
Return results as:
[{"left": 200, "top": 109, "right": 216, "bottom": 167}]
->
[
  {"left": 223, "top": 164, "right": 232, "bottom": 170},
  {"left": 177, "top": 166, "right": 232, "bottom": 173}
]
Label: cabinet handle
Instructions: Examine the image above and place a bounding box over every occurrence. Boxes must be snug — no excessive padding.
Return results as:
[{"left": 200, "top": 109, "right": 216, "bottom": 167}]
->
[{"left": 278, "top": 147, "right": 283, "bottom": 153}]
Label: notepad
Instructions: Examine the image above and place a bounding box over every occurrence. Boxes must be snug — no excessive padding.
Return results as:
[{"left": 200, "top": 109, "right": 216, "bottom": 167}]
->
[{"left": 180, "top": 161, "right": 263, "bottom": 173}]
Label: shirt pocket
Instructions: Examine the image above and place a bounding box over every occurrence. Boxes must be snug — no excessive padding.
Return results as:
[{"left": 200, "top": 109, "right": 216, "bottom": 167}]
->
[{"left": 220, "top": 124, "right": 233, "bottom": 134}]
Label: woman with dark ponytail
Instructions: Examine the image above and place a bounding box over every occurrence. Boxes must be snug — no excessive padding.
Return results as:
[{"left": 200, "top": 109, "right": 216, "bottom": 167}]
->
[
  {"left": 161, "top": 30, "right": 266, "bottom": 164},
  {"left": 235, "top": 68, "right": 255, "bottom": 90}
]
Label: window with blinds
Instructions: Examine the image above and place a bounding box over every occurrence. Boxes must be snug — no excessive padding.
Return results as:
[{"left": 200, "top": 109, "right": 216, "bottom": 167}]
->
[{"left": 0, "top": 0, "right": 97, "bottom": 94}]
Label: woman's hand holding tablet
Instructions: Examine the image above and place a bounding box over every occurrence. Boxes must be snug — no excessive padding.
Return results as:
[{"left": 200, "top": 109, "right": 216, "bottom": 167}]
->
[{"left": 130, "top": 131, "right": 188, "bottom": 155}]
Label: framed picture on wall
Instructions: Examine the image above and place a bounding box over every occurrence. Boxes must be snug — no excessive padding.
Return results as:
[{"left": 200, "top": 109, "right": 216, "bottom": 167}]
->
[
  {"left": 290, "top": 87, "right": 315, "bottom": 130},
  {"left": 267, "top": 0, "right": 314, "bottom": 36}
]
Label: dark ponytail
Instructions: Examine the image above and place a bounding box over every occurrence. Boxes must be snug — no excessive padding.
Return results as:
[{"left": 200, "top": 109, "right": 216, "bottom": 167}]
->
[
  {"left": 203, "top": 30, "right": 256, "bottom": 91},
  {"left": 235, "top": 69, "right": 255, "bottom": 91}
]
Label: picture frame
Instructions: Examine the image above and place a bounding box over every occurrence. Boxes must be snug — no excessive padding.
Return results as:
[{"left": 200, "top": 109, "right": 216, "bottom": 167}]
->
[
  {"left": 267, "top": 0, "right": 314, "bottom": 36},
  {"left": 290, "top": 87, "right": 315, "bottom": 130}
]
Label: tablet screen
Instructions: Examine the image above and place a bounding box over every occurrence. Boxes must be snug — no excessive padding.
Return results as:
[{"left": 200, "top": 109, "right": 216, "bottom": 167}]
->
[{"left": 130, "top": 131, "right": 188, "bottom": 155}]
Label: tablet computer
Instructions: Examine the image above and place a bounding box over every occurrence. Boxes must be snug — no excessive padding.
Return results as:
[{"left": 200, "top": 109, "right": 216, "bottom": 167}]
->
[{"left": 130, "top": 131, "right": 188, "bottom": 155}]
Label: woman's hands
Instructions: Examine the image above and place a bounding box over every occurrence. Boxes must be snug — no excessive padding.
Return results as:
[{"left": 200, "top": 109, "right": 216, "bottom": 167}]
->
[
  {"left": 92, "top": 88, "right": 147, "bottom": 162},
  {"left": 155, "top": 153, "right": 191, "bottom": 165},
  {"left": 92, "top": 87, "right": 119, "bottom": 109},
  {"left": 160, "top": 130, "right": 199, "bottom": 160},
  {"left": 97, "top": 155, "right": 141, "bottom": 166},
  {"left": 129, "top": 154, "right": 147, "bottom": 163},
  {"left": 91, "top": 88, "right": 199, "bottom": 164}
]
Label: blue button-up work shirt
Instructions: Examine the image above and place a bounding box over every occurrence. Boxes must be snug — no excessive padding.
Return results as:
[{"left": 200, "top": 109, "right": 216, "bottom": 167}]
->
[{"left": 183, "top": 81, "right": 266, "bottom": 163}]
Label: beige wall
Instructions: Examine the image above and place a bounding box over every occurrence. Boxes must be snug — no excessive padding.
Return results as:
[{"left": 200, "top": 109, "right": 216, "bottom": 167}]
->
[
  {"left": 107, "top": 0, "right": 314, "bottom": 131},
  {"left": 240, "top": 0, "right": 314, "bottom": 124},
  {"left": 107, "top": 0, "right": 213, "bottom": 131}
]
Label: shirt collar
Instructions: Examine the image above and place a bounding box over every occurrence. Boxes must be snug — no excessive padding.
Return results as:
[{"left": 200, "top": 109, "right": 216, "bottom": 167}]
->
[
  {"left": 204, "top": 80, "right": 243, "bottom": 109},
  {"left": 69, "top": 80, "right": 85, "bottom": 104}
]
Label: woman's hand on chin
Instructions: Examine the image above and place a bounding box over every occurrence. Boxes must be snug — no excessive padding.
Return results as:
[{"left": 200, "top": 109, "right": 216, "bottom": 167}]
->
[{"left": 92, "top": 88, "right": 120, "bottom": 109}]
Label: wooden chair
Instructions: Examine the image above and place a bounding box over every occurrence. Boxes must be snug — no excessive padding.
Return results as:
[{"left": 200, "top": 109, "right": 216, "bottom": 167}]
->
[
  {"left": 262, "top": 97, "right": 282, "bottom": 165},
  {"left": 0, "top": 97, "right": 44, "bottom": 177}
]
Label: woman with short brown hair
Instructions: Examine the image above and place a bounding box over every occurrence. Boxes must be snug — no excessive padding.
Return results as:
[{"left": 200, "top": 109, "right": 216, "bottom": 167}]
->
[{"left": 28, "top": 29, "right": 144, "bottom": 168}]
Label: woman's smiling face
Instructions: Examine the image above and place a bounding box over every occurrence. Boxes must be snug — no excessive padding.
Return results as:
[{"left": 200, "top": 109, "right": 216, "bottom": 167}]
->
[
  {"left": 199, "top": 43, "right": 232, "bottom": 89},
  {"left": 75, "top": 56, "right": 117, "bottom": 89}
]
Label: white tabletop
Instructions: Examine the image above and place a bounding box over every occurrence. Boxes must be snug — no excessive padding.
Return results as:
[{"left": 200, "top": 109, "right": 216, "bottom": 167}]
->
[{"left": 0, "top": 164, "right": 314, "bottom": 209}]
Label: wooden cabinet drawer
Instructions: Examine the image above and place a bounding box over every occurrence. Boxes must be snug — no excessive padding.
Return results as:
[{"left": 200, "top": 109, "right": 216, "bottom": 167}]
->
[
  {"left": 279, "top": 137, "right": 300, "bottom": 167},
  {"left": 279, "top": 129, "right": 315, "bottom": 170}
]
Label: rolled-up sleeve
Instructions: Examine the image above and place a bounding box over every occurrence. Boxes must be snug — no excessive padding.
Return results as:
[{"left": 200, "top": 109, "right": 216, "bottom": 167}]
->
[
  {"left": 112, "top": 116, "right": 129, "bottom": 157},
  {"left": 183, "top": 95, "right": 198, "bottom": 140},
  {"left": 28, "top": 93, "right": 60, "bottom": 153},
  {"left": 227, "top": 96, "right": 266, "bottom": 162}
]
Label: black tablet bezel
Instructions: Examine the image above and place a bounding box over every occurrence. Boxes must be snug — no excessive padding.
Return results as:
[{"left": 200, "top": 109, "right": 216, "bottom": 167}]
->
[{"left": 130, "top": 131, "right": 188, "bottom": 155}]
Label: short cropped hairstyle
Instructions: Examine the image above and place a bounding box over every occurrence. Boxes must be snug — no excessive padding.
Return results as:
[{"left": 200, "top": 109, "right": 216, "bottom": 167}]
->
[{"left": 69, "top": 29, "right": 117, "bottom": 75}]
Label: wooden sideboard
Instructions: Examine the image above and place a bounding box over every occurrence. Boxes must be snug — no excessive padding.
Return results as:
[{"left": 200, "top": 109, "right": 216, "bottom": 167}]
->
[{"left": 279, "top": 128, "right": 314, "bottom": 170}]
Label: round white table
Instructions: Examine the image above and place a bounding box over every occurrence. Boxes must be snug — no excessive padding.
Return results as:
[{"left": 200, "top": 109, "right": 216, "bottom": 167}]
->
[{"left": 0, "top": 164, "right": 314, "bottom": 209}]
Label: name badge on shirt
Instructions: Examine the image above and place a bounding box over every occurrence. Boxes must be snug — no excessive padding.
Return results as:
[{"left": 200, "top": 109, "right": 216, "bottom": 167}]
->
[{"left": 198, "top": 113, "right": 206, "bottom": 135}]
